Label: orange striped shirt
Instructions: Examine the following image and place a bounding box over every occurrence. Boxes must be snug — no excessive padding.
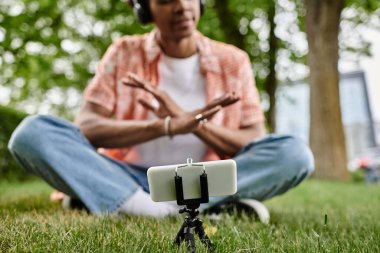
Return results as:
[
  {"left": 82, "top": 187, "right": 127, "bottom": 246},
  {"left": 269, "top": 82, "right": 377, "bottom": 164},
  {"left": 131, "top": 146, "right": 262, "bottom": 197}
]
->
[{"left": 84, "top": 30, "right": 264, "bottom": 163}]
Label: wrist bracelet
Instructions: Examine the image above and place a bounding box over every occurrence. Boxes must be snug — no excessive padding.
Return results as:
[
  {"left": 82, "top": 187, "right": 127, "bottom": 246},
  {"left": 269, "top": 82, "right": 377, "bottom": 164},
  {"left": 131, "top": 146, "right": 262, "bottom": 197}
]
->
[{"left": 164, "top": 116, "right": 172, "bottom": 138}]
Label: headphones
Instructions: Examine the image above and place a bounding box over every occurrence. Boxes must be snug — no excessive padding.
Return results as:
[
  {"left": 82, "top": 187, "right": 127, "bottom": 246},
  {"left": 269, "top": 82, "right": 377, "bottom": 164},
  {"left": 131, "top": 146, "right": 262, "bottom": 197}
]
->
[{"left": 131, "top": 0, "right": 205, "bottom": 25}]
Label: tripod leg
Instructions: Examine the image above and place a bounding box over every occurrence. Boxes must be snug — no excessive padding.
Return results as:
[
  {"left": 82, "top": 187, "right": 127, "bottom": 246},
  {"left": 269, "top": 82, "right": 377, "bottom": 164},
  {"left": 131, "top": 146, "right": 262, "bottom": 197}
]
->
[
  {"left": 174, "top": 220, "right": 187, "bottom": 246},
  {"left": 184, "top": 227, "right": 196, "bottom": 253},
  {"left": 194, "top": 220, "right": 214, "bottom": 250}
]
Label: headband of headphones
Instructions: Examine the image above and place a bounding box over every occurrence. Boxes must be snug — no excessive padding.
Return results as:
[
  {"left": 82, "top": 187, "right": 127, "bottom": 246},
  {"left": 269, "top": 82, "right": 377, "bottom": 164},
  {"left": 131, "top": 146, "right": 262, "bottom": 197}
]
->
[{"left": 131, "top": 0, "right": 205, "bottom": 25}]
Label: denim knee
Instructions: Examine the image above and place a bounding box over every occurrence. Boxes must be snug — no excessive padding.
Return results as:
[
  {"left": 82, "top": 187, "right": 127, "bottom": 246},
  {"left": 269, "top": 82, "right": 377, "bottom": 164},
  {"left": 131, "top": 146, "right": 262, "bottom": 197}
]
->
[
  {"left": 280, "top": 136, "right": 315, "bottom": 178},
  {"left": 8, "top": 115, "right": 58, "bottom": 156}
]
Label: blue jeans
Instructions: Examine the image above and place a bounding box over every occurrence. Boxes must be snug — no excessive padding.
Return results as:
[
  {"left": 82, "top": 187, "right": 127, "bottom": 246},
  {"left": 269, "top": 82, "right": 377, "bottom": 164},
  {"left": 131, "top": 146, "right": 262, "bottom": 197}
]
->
[{"left": 8, "top": 115, "right": 314, "bottom": 214}]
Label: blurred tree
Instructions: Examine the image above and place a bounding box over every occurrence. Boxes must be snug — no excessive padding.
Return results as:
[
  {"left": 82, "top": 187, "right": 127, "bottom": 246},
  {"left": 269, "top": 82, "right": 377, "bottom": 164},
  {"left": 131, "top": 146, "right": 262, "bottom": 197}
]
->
[
  {"left": 304, "top": 0, "right": 380, "bottom": 180},
  {"left": 210, "top": 0, "right": 308, "bottom": 132},
  {"left": 0, "top": 0, "right": 378, "bottom": 128},
  {"left": 305, "top": 0, "right": 348, "bottom": 180},
  {"left": 0, "top": 0, "right": 309, "bottom": 130},
  {"left": 342, "top": 0, "right": 380, "bottom": 60},
  {"left": 0, "top": 0, "right": 150, "bottom": 118}
]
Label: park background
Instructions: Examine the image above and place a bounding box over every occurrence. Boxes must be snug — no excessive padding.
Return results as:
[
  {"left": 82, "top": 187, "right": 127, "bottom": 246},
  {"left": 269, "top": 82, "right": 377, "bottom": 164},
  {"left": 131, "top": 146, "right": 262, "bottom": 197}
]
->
[{"left": 1, "top": 0, "right": 380, "bottom": 252}]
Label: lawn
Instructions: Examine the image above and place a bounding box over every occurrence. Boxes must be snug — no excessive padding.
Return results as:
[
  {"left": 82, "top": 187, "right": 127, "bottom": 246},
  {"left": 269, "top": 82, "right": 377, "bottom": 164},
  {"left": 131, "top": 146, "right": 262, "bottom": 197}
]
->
[{"left": 0, "top": 179, "right": 379, "bottom": 253}]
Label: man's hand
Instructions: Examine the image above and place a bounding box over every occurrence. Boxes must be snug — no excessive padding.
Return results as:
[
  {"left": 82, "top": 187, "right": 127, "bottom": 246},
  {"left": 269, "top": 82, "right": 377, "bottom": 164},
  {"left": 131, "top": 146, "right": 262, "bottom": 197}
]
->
[
  {"left": 122, "top": 73, "right": 183, "bottom": 117},
  {"left": 122, "top": 73, "right": 240, "bottom": 136},
  {"left": 196, "top": 92, "right": 240, "bottom": 114},
  {"left": 169, "top": 93, "right": 240, "bottom": 135}
]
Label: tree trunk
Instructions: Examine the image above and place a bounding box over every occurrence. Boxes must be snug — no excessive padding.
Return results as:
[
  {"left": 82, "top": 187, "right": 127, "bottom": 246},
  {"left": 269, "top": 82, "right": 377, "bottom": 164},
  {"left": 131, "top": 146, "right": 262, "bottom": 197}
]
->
[
  {"left": 264, "top": 2, "right": 278, "bottom": 132},
  {"left": 214, "top": 0, "right": 279, "bottom": 132},
  {"left": 213, "top": 0, "right": 246, "bottom": 50},
  {"left": 305, "top": 0, "right": 349, "bottom": 180}
]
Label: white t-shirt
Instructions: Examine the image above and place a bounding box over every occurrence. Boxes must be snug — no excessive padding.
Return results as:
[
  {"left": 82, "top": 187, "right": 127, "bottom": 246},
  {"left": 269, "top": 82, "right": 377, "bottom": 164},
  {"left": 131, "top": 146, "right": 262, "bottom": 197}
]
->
[{"left": 135, "top": 53, "right": 208, "bottom": 167}]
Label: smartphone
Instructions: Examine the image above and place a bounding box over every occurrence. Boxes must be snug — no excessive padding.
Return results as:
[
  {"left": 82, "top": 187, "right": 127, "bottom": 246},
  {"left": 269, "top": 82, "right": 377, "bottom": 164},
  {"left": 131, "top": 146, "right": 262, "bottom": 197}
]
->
[{"left": 147, "top": 159, "right": 237, "bottom": 202}]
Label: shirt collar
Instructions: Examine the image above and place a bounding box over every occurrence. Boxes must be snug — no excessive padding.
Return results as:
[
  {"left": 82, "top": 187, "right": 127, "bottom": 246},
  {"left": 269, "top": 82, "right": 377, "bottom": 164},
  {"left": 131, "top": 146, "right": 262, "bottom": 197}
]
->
[{"left": 144, "top": 30, "right": 222, "bottom": 74}]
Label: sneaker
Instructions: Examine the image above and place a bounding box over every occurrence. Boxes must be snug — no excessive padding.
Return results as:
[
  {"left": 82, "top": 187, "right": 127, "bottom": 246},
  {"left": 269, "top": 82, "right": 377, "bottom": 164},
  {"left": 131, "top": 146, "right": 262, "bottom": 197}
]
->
[
  {"left": 62, "top": 195, "right": 89, "bottom": 212},
  {"left": 232, "top": 199, "right": 270, "bottom": 224},
  {"left": 205, "top": 199, "right": 270, "bottom": 224}
]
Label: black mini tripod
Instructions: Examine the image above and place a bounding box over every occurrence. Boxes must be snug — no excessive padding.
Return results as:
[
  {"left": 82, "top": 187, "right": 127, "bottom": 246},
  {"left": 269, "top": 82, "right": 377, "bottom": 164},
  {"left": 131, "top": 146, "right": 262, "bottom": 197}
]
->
[
  {"left": 173, "top": 159, "right": 214, "bottom": 253},
  {"left": 174, "top": 204, "right": 213, "bottom": 253}
]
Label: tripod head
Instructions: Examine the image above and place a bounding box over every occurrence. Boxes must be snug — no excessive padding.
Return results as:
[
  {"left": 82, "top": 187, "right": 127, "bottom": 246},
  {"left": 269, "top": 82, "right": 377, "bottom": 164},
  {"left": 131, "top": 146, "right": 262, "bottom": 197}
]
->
[{"left": 179, "top": 204, "right": 200, "bottom": 219}]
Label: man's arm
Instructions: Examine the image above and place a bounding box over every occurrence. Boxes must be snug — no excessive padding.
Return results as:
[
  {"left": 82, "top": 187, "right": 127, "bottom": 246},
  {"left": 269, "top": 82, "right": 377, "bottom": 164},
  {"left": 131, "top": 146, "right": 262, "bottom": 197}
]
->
[
  {"left": 121, "top": 73, "right": 266, "bottom": 157},
  {"left": 194, "top": 122, "right": 266, "bottom": 158},
  {"left": 75, "top": 102, "right": 166, "bottom": 148},
  {"left": 75, "top": 101, "right": 223, "bottom": 148},
  {"left": 193, "top": 49, "right": 266, "bottom": 157}
]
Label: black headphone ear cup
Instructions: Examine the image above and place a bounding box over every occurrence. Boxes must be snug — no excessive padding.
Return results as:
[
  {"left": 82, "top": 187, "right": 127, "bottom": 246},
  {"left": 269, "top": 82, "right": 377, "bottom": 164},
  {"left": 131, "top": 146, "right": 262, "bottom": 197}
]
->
[
  {"left": 134, "top": 0, "right": 203, "bottom": 24},
  {"left": 134, "top": 1, "right": 153, "bottom": 25}
]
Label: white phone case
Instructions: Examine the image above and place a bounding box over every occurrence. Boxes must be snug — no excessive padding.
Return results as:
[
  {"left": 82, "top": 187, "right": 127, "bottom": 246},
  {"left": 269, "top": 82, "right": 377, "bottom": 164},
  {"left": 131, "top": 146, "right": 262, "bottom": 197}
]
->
[{"left": 147, "top": 159, "right": 237, "bottom": 202}]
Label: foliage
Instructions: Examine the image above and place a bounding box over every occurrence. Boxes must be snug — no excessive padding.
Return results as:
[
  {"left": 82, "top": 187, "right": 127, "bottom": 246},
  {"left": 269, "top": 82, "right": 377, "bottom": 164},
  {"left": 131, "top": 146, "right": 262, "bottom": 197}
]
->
[
  {"left": 1, "top": 0, "right": 379, "bottom": 117},
  {"left": 346, "top": 0, "right": 380, "bottom": 10},
  {"left": 0, "top": 105, "right": 30, "bottom": 181},
  {"left": 1, "top": 179, "right": 379, "bottom": 252},
  {"left": 0, "top": 0, "right": 230, "bottom": 116},
  {"left": 293, "top": 0, "right": 380, "bottom": 66},
  {"left": 340, "top": 1, "right": 380, "bottom": 64},
  {"left": 0, "top": 0, "right": 151, "bottom": 116},
  {"left": 350, "top": 169, "right": 366, "bottom": 183},
  {"left": 0, "top": 0, "right": 311, "bottom": 117},
  {"left": 1, "top": 0, "right": 380, "bottom": 167}
]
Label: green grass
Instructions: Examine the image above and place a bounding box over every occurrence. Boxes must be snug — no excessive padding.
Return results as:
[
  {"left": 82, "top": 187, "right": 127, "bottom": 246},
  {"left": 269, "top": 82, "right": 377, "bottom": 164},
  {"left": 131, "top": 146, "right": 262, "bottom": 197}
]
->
[{"left": 1, "top": 179, "right": 379, "bottom": 253}]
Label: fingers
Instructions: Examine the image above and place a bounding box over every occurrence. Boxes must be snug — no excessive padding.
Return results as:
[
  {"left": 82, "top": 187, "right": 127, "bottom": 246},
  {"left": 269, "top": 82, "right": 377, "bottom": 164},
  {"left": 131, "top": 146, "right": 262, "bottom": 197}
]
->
[
  {"left": 220, "top": 92, "right": 240, "bottom": 107},
  {"left": 138, "top": 98, "right": 157, "bottom": 112},
  {"left": 122, "top": 74, "right": 184, "bottom": 117},
  {"left": 204, "top": 93, "right": 228, "bottom": 109},
  {"left": 194, "top": 105, "right": 221, "bottom": 122},
  {"left": 204, "top": 92, "right": 240, "bottom": 110},
  {"left": 122, "top": 73, "right": 155, "bottom": 93},
  {"left": 122, "top": 74, "right": 235, "bottom": 124},
  {"left": 121, "top": 73, "right": 144, "bottom": 89},
  {"left": 189, "top": 92, "right": 238, "bottom": 123},
  {"left": 170, "top": 106, "right": 221, "bottom": 136},
  {"left": 122, "top": 73, "right": 170, "bottom": 107}
]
